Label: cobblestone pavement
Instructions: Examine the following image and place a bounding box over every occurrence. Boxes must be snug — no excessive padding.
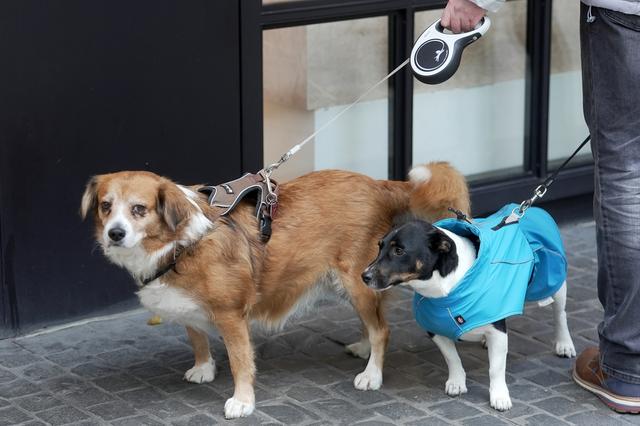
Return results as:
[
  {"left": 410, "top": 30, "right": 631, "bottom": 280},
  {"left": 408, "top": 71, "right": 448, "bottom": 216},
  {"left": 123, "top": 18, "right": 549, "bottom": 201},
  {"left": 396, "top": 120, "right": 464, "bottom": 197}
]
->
[{"left": 1, "top": 219, "right": 636, "bottom": 425}]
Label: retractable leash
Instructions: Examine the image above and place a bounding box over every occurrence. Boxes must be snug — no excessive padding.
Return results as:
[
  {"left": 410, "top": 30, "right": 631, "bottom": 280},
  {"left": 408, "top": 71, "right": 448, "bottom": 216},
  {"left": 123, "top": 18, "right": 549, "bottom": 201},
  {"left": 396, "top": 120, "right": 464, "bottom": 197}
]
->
[
  {"left": 263, "top": 17, "right": 491, "bottom": 183},
  {"left": 217, "top": 18, "right": 491, "bottom": 240}
]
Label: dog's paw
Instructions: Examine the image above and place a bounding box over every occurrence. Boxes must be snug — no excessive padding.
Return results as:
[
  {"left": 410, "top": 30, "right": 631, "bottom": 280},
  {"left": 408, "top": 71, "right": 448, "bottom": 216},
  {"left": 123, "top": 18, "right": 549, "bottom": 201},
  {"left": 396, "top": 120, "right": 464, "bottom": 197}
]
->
[
  {"left": 445, "top": 379, "right": 467, "bottom": 396},
  {"left": 354, "top": 369, "right": 382, "bottom": 390},
  {"left": 490, "top": 388, "right": 512, "bottom": 411},
  {"left": 224, "top": 397, "right": 255, "bottom": 419},
  {"left": 555, "top": 339, "right": 576, "bottom": 358},
  {"left": 345, "top": 340, "right": 371, "bottom": 360},
  {"left": 184, "top": 358, "right": 216, "bottom": 384}
]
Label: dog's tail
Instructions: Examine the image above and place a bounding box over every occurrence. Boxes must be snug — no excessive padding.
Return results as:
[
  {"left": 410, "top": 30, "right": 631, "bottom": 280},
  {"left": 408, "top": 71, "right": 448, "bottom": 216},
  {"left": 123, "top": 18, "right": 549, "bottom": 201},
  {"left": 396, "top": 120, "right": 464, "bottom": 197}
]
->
[{"left": 408, "top": 162, "right": 470, "bottom": 222}]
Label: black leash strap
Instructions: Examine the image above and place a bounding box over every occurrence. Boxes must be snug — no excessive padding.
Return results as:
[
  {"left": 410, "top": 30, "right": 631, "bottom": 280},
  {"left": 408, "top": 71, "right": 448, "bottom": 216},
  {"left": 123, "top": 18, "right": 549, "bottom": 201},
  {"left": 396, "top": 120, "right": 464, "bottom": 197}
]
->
[
  {"left": 541, "top": 135, "right": 591, "bottom": 189},
  {"left": 508, "top": 135, "right": 591, "bottom": 223}
]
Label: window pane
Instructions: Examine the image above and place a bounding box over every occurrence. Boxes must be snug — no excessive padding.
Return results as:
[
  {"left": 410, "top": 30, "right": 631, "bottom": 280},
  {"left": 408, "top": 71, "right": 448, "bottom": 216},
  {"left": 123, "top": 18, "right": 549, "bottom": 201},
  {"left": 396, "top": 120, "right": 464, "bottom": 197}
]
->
[
  {"left": 548, "top": 0, "right": 591, "bottom": 164},
  {"left": 263, "top": 17, "right": 389, "bottom": 182},
  {"left": 412, "top": 2, "right": 527, "bottom": 181}
]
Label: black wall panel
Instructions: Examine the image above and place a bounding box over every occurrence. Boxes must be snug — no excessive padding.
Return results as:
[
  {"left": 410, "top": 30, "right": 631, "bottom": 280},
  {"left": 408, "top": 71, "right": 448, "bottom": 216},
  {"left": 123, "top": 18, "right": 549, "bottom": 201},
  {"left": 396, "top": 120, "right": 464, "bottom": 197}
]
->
[{"left": 0, "top": 0, "right": 242, "bottom": 334}]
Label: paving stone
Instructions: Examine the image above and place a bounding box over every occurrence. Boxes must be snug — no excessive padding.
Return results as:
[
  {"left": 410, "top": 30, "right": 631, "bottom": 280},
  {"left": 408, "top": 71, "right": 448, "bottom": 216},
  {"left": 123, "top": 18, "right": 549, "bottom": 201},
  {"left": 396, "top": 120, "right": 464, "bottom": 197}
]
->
[
  {"left": 111, "top": 415, "right": 165, "bottom": 426},
  {"left": 285, "top": 384, "right": 329, "bottom": 402},
  {"left": 523, "top": 413, "right": 571, "bottom": 425},
  {"left": 460, "top": 415, "right": 510, "bottom": 425},
  {"left": 0, "top": 379, "right": 40, "bottom": 398},
  {"left": 14, "top": 392, "right": 63, "bottom": 412},
  {"left": 70, "top": 362, "right": 119, "bottom": 379},
  {"left": 523, "top": 370, "right": 573, "bottom": 387},
  {"left": 428, "top": 400, "right": 482, "bottom": 420},
  {"left": 0, "top": 406, "right": 32, "bottom": 426},
  {"left": 0, "top": 370, "right": 16, "bottom": 385},
  {"left": 117, "top": 387, "right": 166, "bottom": 408},
  {"left": 64, "top": 386, "right": 115, "bottom": 407},
  {"left": 129, "top": 363, "right": 175, "bottom": 380},
  {"left": 93, "top": 373, "right": 145, "bottom": 393},
  {"left": 533, "top": 396, "right": 590, "bottom": 416},
  {"left": 372, "top": 401, "right": 426, "bottom": 420},
  {"left": 88, "top": 401, "right": 137, "bottom": 421},
  {"left": 0, "top": 399, "right": 6, "bottom": 408},
  {"left": 353, "top": 420, "right": 396, "bottom": 426},
  {"left": 0, "top": 352, "right": 41, "bottom": 368},
  {"left": 509, "top": 383, "right": 556, "bottom": 401},
  {"left": 142, "top": 399, "right": 195, "bottom": 420},
  {"left": 405, "top": 417, "right": 452, "bottom": 425},
  {"left": 259, "top": 403, "right": 313, "bottom": 424},
  {"left": 311, "top": 398, "right": 373, "bottom": 424},
  {"left": 173, "top": 386, "right": 222, "bottom": 407},
  {"left": 146, "top": 372, "right": 191, "bottom": 394},
  {"left": 45, "top": 350, "right": 95, "bottom": 368},
  {"left": 35, "top": 405, "right": 89, "bottom": 425},
  {"left": 301, "top": 368, "right": 347, "bottom": 385},
  {"left": 565, "top": 411, "right": 624, "bottom": 425},
  {"left": 19, "top": 362, "right": 66, "bottom": 382},
  {"left": 330, "top": 381, "right": 393, "bottom": 405},
  {"left": 171, "top": 413, "right": 218, "bottom": 426}
]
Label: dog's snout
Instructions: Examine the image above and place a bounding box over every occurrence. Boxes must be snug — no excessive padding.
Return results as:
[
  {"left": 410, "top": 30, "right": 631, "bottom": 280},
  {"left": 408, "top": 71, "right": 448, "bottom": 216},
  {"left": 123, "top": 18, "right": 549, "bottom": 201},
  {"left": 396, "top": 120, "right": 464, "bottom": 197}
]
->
[
  {"left": 108, "top": 227, "right": 126, "bottom": 242},
  {"left": 362, "top": 270, "right": 373, "bottom": 284}
]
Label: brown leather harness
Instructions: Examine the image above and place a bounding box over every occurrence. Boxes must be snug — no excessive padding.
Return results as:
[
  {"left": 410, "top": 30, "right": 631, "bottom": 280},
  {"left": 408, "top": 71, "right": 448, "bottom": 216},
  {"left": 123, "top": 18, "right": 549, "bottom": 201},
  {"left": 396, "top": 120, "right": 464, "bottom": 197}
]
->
[{"left": 197, "top": 170, "right": 279, "bottom": 242}]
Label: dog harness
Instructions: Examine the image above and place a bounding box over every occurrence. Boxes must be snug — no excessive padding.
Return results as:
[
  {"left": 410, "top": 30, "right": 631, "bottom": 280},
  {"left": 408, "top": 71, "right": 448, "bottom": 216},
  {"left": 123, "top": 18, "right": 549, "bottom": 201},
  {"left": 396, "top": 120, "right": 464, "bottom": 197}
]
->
[
  {"left": 198, "top": 171, "right": 278, "bottom": 242},
  {"left": 413, "top": 203, "right": 567, "bottom": 340}
]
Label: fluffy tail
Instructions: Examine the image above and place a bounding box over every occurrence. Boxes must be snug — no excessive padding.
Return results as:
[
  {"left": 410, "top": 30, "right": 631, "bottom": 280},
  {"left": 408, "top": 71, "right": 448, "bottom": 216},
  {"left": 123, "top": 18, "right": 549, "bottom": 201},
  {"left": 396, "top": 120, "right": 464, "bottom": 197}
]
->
[{"left": 408, "top": 162, "right": 470, "bottom": 222}]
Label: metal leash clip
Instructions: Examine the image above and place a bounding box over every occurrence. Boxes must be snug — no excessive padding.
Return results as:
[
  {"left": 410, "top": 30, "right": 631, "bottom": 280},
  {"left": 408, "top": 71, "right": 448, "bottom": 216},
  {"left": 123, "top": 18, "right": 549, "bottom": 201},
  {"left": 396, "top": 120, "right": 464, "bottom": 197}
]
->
[{"left": 513, "top": 184, "right": 548, "bottom": 219}]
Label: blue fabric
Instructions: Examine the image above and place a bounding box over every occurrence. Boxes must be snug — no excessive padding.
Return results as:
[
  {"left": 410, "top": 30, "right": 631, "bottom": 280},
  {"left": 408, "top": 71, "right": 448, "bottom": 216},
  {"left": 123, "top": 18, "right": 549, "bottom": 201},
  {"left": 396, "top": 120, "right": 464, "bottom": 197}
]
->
[{"left": 413, "top": 204, "right": 567, "bottom": 340}]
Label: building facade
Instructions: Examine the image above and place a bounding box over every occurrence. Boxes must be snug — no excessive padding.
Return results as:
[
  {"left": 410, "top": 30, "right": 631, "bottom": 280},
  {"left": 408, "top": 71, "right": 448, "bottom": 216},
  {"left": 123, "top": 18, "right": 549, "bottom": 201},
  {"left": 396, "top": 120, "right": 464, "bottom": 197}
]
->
[{"left": 0, "top": 0, "right": 592, "bottom": 336}]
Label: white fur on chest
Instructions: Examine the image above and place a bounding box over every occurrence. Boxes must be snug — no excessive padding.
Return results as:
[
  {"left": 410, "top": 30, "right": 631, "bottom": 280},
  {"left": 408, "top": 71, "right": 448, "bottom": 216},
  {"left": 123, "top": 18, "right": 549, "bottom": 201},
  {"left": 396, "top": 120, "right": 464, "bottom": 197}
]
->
[{"left": 137, "top": 281, "right": 211, "bottom": 331}]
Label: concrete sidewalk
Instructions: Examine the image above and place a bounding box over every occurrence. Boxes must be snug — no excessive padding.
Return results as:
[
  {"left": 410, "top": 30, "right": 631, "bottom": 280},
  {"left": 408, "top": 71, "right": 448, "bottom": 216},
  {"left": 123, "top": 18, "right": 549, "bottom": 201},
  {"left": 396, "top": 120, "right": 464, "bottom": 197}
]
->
[{"left": 1, "top": 219, "right": 635, "bottom": 425}]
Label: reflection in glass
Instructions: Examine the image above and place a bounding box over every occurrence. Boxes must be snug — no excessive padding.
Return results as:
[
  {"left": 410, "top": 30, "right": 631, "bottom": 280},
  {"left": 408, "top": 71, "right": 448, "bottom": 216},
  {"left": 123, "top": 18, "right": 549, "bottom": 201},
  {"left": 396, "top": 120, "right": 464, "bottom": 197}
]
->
[
  {"left": 263, "top": 17, "right": 389, "bottom": 182},
  {"left": 548, "top": 0, "right": 591, "bottom": 163}
]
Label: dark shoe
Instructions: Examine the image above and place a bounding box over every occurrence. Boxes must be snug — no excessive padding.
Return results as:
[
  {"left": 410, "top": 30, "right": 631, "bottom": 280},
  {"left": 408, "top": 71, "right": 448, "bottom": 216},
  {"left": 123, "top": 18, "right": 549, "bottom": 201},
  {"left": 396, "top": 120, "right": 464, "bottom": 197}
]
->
[{"left": 573, "top": 347, "right": 640, "bottom": 414}]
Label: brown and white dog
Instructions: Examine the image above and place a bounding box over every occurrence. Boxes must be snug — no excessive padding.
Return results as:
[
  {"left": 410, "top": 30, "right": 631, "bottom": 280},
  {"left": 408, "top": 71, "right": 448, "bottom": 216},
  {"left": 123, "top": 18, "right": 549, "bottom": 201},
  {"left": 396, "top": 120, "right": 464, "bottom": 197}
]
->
[{"left": 80, "top": 162, "right": 470, "bottom": 418}]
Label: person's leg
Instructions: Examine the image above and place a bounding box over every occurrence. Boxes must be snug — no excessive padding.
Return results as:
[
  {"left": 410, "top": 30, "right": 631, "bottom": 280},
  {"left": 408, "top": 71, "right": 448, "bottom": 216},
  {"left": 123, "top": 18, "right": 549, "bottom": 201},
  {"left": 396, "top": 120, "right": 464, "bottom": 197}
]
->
[{"left": 574, "top": 3, "right": 640, "bottom": 412}]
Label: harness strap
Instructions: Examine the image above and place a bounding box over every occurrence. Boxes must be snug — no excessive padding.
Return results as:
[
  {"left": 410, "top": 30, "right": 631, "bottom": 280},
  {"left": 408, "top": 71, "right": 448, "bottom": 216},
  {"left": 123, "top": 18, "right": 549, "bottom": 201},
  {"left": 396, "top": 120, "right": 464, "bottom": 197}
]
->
[{"left": 198, "top": 171, "right": 278, "bottom": 242}]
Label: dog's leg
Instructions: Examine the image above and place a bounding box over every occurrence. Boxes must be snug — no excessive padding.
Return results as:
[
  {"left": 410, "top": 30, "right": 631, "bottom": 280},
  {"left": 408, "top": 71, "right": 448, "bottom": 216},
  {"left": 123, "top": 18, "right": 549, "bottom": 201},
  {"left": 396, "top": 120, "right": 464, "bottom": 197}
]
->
[
  {"left": 184, "top": 326, "right": 216, "bottom": 384},
  {"left": 432, "top": 335, "right": 467, "bottom": 396},
  {"left": 346, "top": 280, "right": 389, "bottom": 391},
  {"left": 552, "top": 281, "right": 576, "bottom": 358},
  {"left": 485, "top": 328, "right": 512, "bottom": 411},
  {"left": 216, "top": 313, "right": 255, "bottom": 419},
  {"left": 345, "top": 327, "right": 371, "bottom": 360}
]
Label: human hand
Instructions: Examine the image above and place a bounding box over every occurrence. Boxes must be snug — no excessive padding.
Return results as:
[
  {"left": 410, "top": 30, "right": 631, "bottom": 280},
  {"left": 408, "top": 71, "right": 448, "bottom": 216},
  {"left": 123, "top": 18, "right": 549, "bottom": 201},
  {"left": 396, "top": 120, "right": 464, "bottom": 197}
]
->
[{"left": 441, "top": 0, "right": 486, "bottom": 34}]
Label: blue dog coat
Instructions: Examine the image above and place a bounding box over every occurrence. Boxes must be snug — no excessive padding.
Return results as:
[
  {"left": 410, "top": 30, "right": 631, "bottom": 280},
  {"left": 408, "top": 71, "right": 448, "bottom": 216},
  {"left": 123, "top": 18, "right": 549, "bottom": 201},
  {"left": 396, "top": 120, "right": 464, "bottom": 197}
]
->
[{"left": 413, "top": 203, "right": 567, "bottom": 340}]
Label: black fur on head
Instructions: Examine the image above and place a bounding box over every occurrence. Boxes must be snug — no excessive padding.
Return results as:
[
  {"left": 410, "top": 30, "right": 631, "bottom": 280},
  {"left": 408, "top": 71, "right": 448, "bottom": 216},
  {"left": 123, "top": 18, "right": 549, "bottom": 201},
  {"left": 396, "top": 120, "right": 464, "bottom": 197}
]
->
[{"left": 362, "top": 220, "right": 459, "bottom": 291}]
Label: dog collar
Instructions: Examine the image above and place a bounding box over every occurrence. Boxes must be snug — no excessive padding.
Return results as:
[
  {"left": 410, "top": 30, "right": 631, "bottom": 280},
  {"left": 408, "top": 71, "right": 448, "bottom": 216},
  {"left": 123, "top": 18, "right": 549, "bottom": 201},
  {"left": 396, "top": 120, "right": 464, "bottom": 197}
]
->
[{"left": 140, "top": 244, "right": 186, "bottom": 287}]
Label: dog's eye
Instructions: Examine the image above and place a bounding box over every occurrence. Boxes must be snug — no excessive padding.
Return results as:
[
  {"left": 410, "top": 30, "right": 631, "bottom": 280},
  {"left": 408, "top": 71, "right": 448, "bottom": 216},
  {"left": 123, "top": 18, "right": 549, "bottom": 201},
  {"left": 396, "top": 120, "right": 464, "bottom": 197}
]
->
[
  {"left": 100, "top": 201, "right": 111, "bottom": 213},
  {"left": 393, "top": 246, "right": 405, "bottom": 256},
  {"left": 132, "top": 204, "right": 147, "bottom": 217}
]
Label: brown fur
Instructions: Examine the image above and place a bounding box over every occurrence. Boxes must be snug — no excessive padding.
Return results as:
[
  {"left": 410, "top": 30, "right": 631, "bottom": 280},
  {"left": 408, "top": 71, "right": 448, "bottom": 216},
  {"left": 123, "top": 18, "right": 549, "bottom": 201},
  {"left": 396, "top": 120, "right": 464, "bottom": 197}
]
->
[{"left": 81, "top": 163, "right": 470, "bottom": 416}]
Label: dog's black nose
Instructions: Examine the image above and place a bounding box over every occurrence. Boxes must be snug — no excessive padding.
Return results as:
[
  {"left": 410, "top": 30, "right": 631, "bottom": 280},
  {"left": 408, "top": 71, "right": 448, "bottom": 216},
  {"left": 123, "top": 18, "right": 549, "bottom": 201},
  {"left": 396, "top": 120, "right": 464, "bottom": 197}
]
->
[
  {"left": 361, "top": 270, "right": 373, "bottom": 284},
  {"left": 108, "top": 227, "right": 126, "bottom": 242}
]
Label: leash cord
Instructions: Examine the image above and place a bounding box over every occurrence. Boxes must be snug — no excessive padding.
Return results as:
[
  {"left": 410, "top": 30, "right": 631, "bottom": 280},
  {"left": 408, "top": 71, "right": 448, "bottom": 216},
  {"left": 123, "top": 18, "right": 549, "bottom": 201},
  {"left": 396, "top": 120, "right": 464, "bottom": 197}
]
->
[
  {"left": 516, "top": 134, "right": 591, "bottom": 217},
  {"left": 264, "top": 58, "right": 411, "bottom": 177}
]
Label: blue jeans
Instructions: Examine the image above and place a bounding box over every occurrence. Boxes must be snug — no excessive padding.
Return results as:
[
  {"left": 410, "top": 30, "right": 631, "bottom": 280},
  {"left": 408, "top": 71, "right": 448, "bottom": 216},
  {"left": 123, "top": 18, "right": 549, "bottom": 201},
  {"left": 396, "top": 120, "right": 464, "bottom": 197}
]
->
[{"left": 581, "top": 4, "right": 640, "bottom": 384}]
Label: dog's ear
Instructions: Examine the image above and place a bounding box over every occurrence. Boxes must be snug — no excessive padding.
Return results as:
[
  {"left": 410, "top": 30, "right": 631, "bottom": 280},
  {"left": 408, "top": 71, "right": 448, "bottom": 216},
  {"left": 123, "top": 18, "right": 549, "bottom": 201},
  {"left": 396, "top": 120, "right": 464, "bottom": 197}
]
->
[
  {"left": 157, "top": 183, "right": 192, "bottom": 232},
  {"left": 80, "top": 176, "right": 99, "bottom": 220},
  {"left": 430, "top": 231, "right": 458, "bottom": 277}
]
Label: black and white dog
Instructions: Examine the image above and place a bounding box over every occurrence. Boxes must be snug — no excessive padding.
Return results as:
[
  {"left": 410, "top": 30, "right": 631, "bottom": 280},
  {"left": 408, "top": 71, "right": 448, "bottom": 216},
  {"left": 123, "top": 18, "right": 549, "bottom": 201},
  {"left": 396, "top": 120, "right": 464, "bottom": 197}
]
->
[{"left": 362, "top": 219, "right": 576, "bottom": 411}]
